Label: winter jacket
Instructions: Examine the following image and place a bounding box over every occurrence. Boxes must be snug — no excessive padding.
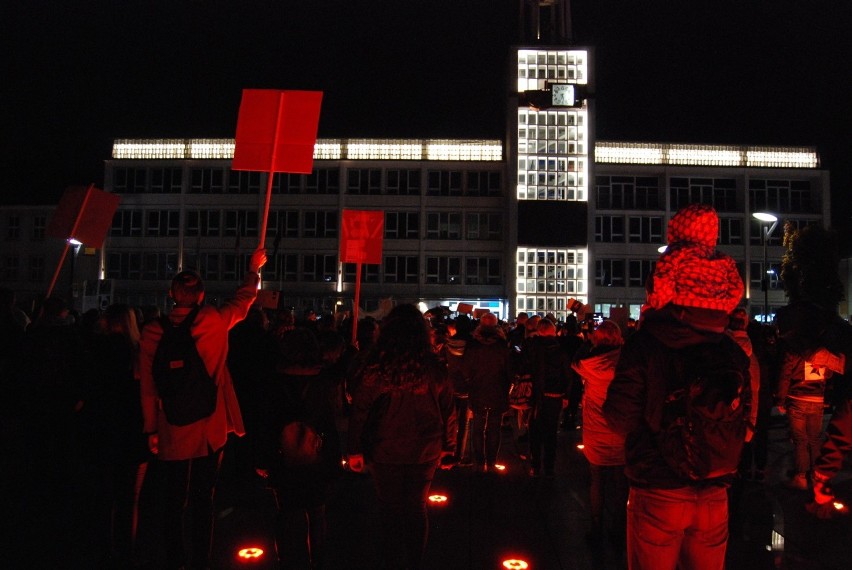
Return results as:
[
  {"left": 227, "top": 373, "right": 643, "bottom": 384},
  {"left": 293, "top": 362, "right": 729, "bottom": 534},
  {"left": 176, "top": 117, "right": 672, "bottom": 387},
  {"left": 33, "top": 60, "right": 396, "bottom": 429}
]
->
[
  {"left": 348, "top": 353, "right": 457, "bottom": 465},
  {"left": 603, "top": 305, "right": 751, "bottom": 489},
  {"left": 814, "top": 396, "right": 852, "bottom": 480},
  {"left": 572, "top": 344, "right": 624, "bottom": 466},
  {"left": 726, "top": 329, "right": 761, "bottom": 432},
  {"left": 460, "top": 324, "right": 511, "bottom": 413}
]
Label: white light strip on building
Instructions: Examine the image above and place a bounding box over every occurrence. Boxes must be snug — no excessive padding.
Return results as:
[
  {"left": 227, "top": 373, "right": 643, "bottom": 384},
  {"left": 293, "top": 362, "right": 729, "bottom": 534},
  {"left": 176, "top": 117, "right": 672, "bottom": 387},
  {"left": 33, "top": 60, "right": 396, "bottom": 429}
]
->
[
  {"left": 595, "top": 142, "right": 819, "bottom": 168},
  {"left": 112, "top": 139, "right": 503, "bottom": 161}
]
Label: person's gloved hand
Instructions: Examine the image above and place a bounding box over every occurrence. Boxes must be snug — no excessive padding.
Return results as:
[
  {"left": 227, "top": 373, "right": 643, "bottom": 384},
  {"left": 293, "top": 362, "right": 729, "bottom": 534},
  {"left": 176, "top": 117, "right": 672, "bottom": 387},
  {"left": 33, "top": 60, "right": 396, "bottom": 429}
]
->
[{"left": 249, "top": 248, "right": 267, "bottom": 273}]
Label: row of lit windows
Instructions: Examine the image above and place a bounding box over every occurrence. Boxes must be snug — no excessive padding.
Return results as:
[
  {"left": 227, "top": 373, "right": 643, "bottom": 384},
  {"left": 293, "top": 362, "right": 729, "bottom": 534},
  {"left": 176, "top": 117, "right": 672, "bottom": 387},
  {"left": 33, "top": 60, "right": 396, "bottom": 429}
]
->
[
  {"left": 516, "top": 49, "right": 588, "bottom": 92},
  {"left": 515, "top": 247, "right": 588, "bottom": 311},
  {"left": 516, "top": 107, "right": 588, "bottom": 202}
]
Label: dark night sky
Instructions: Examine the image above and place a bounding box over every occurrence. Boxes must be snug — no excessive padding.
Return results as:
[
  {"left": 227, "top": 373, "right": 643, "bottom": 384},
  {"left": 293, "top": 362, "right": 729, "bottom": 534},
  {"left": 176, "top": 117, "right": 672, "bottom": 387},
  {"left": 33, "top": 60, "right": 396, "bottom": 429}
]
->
[{"left": 3, "top": 0, "right": 851, "bottom": 251}]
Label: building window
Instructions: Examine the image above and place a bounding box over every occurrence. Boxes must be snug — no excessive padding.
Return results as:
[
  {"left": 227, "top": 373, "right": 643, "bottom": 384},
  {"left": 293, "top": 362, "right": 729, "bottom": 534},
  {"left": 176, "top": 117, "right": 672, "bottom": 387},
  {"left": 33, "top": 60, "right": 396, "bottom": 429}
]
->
[
  {"left": 426, "top": 170, "right": 463, "bottom": 196},
  {"left": 627, "top": 216, "right": 663, "bottom": 244},
  {"left": 719, "top": 217, "right": 743, "bottom": 245},
  {"left": 466, "top": 171, "right": 502, "bottom": 197},
  {"left": 303, "top": 211, "right": 338, "bottom": 238},
  {"left": 385, "top": 212, "right": 420, "bottom": 240},
  {"left": 6, "top": 215, "right": 20, "bottom": 241},
  {"left": 347, "top": 168, "right": 382, "bottom": 195},
  {"left": 670, "top": 177, "right": 737, "bottom": 212},
  {"left": 272, "top": 173, "right": 303, "bottom": 194},
  {"left": 189, "top": 168, "right": 225, "bottom": 193},
  {"left": 110, "top": 210, "right": 143, "bottom": 237},
  {"left": 185, "top": 210, "right": 221, "bottom": 237},
  {"left": 305, "top": 168, "right": 340, "bottom": 194},
  {"left": 426, "top": 212, "right": 462, "bottom": 239},
  {"left": 343, "top": 262, "right": 380, "bottom": 283},
  {"left": 3, "top": 256, "right": 19, "bottom": 280},
  {"left": 146, "top": 210, "right": 180, "bottom": 237},
  {"left": 29, "top": 256, "right": 45, "bottom": 282},
  {"left": 596, "top": 259, "right": 626, "bottom": 287},
  {"left": 594, "top": 215, "right": 625, "bottom": 243},
  {"left": 224, "top": 211, "right": 258, "bottom": 238},
  {"left": 384, "top": 255, "right": 419, "bottom": 283},
  {"left": 303, "top": 254, "right": 337, "bottom": 282},
  {"left": 114, "top": 167, "right": 148, "bottom": 193},
  {"left": 227, "top": 170, "right": 261, "bottom": 194},
  {"left": 141, "top": 252, "right": 178, "bottom": 280},
  {"left": 426, "top": 256, "right": 461, "bottom": 284},
  {"left": 627, "top": 259, "right": 655, "bottom": 288},
  {"left": 31, "top": 215, "right": 47, "bottom": 240},
  {"left": 151, "top": 167, "right": 183, "bottom": 193},
  {"left": 750, "top": 179, "right": 814, "bottom": 214},
  {"left": 466, "top": 257, "right": 501, "bottom": 285},
  {"left": 466, "top": 213, "right": 502, "bottom": 240},
  {"left": 267, "top": 210, "right": 299, "bottom": 240},
  {"left": 386, "top": 169, "right": 421, "bottom": 195}
]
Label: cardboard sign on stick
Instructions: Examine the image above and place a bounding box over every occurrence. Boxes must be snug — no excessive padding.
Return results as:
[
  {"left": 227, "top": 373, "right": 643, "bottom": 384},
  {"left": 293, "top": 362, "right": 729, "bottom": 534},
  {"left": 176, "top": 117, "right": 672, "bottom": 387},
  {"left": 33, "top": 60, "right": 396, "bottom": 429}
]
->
[
  {"left": 232, "top": 89, "right": 323, "bottom": 174},
  {"left": 47, "top": 185, "right": 120, "bottom": 248},
  {"left": 340, "top": 210, "right": 384, "bottom": 265}
]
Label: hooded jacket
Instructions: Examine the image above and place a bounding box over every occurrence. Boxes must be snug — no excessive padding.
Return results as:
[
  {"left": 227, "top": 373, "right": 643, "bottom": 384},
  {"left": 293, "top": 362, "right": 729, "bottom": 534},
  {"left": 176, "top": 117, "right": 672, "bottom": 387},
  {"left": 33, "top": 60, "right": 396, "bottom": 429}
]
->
[
  {"left": 572, "top": 344, "right": 624, "bottom": 466},
  {"left": 460, "top": 324, "right": 511, "bottom": 412}
]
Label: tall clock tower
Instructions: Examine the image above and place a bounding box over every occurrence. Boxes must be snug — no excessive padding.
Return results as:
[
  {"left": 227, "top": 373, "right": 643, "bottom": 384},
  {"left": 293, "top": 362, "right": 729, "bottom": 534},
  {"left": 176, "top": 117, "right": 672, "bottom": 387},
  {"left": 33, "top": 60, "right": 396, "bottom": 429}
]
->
[{"left": 509, "top": 0, "right": 593, "bottom": 321}]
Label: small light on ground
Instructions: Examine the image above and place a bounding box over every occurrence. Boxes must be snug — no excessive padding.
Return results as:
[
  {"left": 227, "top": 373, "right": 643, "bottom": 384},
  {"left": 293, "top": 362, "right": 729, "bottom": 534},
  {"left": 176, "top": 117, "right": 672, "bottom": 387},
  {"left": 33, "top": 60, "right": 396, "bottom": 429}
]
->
[
  {"left": 237, "top": 546, "right": 264, "bottom": 561},
  {"left": 428, "top": 494, "right": 449, "bottom": 504},
  {"left": 502, "top": 558, "right": 530, "bottom": 569}
]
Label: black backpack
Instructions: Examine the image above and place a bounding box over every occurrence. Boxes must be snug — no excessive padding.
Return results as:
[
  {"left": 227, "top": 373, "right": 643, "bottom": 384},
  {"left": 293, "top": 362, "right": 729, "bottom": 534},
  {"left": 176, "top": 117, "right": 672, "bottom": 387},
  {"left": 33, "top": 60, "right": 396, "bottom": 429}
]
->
[
  {"left": 152, "top": 306, "right": 217, "bottom": 426},
  {"left": 657, "top": 337, "right": 750, "bottom": 481}
]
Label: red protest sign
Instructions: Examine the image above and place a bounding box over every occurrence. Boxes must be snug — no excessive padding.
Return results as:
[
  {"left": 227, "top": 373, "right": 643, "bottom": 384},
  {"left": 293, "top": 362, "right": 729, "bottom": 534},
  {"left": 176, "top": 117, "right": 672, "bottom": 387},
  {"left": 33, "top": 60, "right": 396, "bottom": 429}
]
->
[
  {"left": 232, "top": 89, "right": 323, "bottom": 174},
  {"left": 46, "top": 185, "right": 120, "bottom": 248},
  {"left": 340, "top": 210, "right": 384, "bottom": 265}
]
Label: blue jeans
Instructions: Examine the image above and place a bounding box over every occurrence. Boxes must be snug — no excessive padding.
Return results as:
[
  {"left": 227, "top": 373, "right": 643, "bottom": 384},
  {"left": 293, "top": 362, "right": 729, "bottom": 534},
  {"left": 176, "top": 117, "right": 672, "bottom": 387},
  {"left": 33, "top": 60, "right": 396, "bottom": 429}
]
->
[
  {"left": 627, "top": 485, "right": 728, "bottom": 570},
  {"left": 786, "top": 399, "right": 824, "bottom": 475}
]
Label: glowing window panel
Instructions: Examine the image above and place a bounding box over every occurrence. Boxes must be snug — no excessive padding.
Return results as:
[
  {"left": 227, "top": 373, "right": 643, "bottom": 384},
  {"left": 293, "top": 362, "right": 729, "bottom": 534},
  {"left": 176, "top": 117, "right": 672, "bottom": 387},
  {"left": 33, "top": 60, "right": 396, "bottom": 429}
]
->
[
  {"left": 112, "top": 139, "right": 501, "bottom": 162},
  {"left": 516, "top": 108, "right": 588, "bottom": 201},
  {"left": 515, "top": 247, "right": 588, "bottom": 322},
  {"left": 595, "top": 142, "right": 819, "bottom": 168},
  {"left": 517, "top": 48, "right": 588, "bottom": 92}
]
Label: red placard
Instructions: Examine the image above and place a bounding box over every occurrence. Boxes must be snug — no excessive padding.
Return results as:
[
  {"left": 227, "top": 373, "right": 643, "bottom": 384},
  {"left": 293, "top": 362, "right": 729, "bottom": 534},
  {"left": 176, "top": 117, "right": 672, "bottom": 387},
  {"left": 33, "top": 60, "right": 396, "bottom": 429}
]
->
[
  {"left": 46, "top": 185, "right": 120, "bottom": 248},
  {"left": 232, "top": 89, "right": 323, "bottom": 174},
  {"left": 340, "top": 210, "right": 384, "bottom": 265}
]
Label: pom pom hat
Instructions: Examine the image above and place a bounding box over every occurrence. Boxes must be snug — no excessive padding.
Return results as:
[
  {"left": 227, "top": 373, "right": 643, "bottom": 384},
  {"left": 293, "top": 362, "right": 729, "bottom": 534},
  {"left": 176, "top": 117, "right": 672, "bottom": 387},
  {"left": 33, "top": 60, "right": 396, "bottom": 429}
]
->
[{"left": 645, "top": 204, "right": 743, "bottom": 313}]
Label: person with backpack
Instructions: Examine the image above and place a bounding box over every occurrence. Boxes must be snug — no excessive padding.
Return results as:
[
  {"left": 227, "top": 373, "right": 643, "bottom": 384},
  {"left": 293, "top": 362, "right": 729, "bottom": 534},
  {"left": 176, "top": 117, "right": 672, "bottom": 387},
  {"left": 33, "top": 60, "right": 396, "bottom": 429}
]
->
[
  {"left": 254, "top": 327, "right": 342, "bottom": 569},
  {"left": 603, "top": 204, "right": 751, "bottom": 570},
  {"left": 139, "top": 247, "right": 266, "bottom": 570}
]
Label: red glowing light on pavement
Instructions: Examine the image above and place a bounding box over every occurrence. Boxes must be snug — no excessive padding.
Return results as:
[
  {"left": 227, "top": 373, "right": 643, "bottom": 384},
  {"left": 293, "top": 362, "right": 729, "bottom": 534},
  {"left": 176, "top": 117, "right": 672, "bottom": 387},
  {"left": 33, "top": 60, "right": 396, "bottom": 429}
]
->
[
  {"left": 494, "top": 464, "right": 506, "bottom": 471},
  {"left": 576, "top": 444, "right": 585, "bottom": 451},
  {"left": 503, "top": 559, "right": 530, "bottom": 569},
  {"left": 833, "top": 501, "right": 848, "bottom": 512},
  {"left": 237, "top": 547, "right": 264, "bottom": 560},
  {"left": 428, "top": 494, "right": 449, "bottom": 504}
]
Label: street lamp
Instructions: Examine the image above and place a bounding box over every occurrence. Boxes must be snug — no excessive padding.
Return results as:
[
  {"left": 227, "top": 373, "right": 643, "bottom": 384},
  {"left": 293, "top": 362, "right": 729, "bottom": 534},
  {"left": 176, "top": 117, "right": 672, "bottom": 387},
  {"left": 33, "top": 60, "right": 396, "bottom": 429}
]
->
[{"left": 753, "top": 212, "right": 779, "bottom": 322}]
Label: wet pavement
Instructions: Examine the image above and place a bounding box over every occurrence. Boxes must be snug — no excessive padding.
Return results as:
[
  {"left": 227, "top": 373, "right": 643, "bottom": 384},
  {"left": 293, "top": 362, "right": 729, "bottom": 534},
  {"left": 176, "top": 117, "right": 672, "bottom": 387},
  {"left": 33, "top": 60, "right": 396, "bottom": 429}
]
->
[{"left": 196, "top": 413, "right": 851, "bottom": 570}]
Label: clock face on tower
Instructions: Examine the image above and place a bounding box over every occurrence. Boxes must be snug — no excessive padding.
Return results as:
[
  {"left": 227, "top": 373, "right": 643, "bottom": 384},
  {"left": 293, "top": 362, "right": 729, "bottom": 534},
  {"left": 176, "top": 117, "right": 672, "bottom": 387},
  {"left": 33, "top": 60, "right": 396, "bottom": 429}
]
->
[{"left": 551, "top": 83, "right": 575, "bottom": 106}]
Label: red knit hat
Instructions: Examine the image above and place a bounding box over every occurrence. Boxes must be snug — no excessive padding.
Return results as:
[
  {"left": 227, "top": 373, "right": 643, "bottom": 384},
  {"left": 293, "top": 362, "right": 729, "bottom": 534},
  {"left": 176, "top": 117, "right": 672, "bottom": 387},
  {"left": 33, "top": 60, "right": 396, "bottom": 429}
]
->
[{"left": 646, "top": 204, "right": 743, "bottom": 313}]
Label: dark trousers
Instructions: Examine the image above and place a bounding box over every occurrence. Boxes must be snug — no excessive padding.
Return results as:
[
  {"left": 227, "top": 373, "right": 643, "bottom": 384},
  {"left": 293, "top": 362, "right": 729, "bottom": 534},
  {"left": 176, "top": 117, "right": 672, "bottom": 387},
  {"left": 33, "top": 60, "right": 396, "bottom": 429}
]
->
[
  {"left": 161, "top": 447, "right": 224, "bottom": 570},
  {"left": 787, "top": 399, "right": 824, "bottom": 475},
  {"left": 471, "top": 407, "right": 502, "bottom": 467},
  {"left": 588, "top": 463, "right": 628, "bottom": 547},
  {"left": 271, "top": 493, "right": 327, "bottom": 570},
  {"left": 529, "top": 397, "right": 563, "bottom": 471},
  {"left": 370, "top": 461, "right": 439, "bottom": 570}
]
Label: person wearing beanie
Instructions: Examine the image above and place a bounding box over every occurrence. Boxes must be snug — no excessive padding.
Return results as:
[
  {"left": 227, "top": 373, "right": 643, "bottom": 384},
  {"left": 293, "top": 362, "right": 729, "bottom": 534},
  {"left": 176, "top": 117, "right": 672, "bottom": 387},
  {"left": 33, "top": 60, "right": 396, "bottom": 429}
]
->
[
  {"left": 458, "top": 312, "right": 511, "bottom": 471},
  {"left": 603, "top": 204, "right": 752, "bottom": 570}
]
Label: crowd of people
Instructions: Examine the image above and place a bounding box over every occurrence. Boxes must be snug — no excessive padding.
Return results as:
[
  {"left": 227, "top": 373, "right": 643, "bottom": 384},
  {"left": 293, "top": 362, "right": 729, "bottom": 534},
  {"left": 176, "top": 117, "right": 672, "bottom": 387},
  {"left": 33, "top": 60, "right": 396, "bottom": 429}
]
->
[{"left": 2, "top": 206, "right": 851, "bottom": 570}]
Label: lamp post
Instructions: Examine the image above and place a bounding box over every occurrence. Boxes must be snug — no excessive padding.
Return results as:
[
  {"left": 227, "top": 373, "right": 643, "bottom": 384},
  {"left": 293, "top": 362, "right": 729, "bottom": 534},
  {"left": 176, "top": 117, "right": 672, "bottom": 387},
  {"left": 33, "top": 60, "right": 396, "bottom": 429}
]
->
[{"left": 753, "top": 212, "right": 779, "bottom": 323}]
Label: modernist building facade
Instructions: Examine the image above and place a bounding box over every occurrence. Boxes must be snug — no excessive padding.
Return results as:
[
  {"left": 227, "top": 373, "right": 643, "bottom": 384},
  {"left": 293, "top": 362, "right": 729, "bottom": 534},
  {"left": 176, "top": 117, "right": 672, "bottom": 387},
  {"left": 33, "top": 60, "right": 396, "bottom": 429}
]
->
[{"left": 1, "top": 43, "right": 834, "bottom": 321}]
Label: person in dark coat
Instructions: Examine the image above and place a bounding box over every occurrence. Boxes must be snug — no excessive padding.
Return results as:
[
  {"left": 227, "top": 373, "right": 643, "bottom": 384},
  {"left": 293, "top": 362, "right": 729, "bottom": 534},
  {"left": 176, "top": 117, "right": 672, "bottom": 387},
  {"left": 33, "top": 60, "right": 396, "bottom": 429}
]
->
[
  {"left": 347, "top": 304, "right": 457, "bottom": 570},
  {"left": 255, "top": 327, "right": 342, "bottom": 570},
  {"left": 603, "top": 204, "right": 750, "bottom": 570},
  {"left": 525, "top": 318, "right": 573, "bottom": 477},
  {"left": 460, "top": 313, "right": 511, "bottom": 471}
]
